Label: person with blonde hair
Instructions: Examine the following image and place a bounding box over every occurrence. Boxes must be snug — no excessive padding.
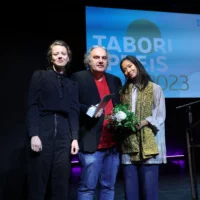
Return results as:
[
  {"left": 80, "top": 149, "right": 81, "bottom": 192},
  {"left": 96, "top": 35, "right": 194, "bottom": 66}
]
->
[{"left": 26, "top": 40, "right": 79, "bottom": 200}]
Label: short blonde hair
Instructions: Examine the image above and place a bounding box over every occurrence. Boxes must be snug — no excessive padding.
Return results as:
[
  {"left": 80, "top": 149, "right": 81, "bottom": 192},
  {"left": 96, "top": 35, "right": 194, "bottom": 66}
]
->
[{"left": 47, "top": 40, "right": 72, "bottom": 65}]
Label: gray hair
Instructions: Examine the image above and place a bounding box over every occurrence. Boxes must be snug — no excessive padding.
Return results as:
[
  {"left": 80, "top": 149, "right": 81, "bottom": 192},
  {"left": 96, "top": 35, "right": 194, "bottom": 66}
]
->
[{"left": 83, "top": 45, "right": 110, "bottom": 68}]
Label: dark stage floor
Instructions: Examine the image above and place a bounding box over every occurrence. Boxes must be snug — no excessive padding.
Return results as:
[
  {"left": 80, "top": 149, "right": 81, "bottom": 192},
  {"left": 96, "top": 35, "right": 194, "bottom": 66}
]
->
[
  {"left": 69, "top": 159, "right": 200, "bottom": 200},
  {"left": 1, "top": 157, "right": 200, "bottom": 200}
]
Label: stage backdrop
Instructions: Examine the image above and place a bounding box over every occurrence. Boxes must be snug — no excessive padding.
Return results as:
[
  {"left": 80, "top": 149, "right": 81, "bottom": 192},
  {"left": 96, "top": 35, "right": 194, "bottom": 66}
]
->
[{"left": 85, "top": 6, "right": 200, "bottom": 98}]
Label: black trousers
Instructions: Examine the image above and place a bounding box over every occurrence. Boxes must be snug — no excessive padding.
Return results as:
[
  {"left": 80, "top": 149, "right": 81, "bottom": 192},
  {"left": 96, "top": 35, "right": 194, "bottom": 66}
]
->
[{"left": 27, "top": 140, "right": 71, "bottom": 200}]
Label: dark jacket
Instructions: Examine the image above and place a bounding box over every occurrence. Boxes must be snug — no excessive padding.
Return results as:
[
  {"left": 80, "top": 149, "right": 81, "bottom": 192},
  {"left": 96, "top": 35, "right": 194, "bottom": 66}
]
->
[
  {"left": 26, "top": 69, "right": 79, "bottom": 142},
  {"left": 70, "top": 70, "right": 122, "bottom": 152}
]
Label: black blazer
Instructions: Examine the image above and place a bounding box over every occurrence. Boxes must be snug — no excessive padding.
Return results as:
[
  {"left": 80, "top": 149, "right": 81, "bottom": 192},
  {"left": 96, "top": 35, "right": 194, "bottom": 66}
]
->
[
  {"left": 70, "top": 70, "right": 122, "bottom": 152},
  {"left": 27, "top": 69, "right": 79, "bottom": 141}
]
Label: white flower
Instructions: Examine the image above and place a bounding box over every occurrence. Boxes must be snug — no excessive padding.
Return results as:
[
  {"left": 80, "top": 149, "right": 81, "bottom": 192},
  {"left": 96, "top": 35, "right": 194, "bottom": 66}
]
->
[{"left": 114, "top": 111, "right": 127, "bottom": 122}]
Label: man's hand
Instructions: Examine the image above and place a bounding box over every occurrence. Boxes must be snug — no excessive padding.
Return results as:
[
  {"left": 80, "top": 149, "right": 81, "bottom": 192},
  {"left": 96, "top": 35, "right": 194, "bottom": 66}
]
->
[
  {"left": 94, "top": 108, "right": 104, "bottom": 118},
  {"left": 71, "top": 139, "right": 79, "bottom": 155},
  {"left": 31, "top": 136, "right": 42, "bottom": 152}
]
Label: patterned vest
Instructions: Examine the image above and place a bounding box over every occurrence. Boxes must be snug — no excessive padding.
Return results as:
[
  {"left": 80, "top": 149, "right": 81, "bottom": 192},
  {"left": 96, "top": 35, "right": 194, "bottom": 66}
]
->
[{"left": 120, "top": 81, "right": 159, "bottom": 161}]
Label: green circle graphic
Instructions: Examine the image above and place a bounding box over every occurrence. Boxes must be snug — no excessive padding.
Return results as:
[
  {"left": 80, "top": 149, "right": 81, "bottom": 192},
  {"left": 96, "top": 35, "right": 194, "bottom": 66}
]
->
[{"left": 126, "top": 19, "right": 161, "bottom": 54}]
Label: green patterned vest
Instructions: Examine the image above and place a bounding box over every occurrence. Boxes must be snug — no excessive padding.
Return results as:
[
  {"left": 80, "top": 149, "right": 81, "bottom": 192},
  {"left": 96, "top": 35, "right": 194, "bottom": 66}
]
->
[{"left": 120, "top": 81, "right": 159, "bottom": 161}]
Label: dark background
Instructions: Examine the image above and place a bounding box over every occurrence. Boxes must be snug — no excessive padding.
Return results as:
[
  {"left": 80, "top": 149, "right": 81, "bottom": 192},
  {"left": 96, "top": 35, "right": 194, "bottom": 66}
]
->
[{"left": 0, "top": 1, "right": 200, "bottom": 200}]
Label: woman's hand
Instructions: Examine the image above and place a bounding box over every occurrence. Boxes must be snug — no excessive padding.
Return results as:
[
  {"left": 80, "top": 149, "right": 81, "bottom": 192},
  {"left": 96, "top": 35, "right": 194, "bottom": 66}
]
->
[
  {"left": 71, "top": 139, "right": 79, "bottom": 155},
  {"left": 136, "top": 120, "right": 149, "bottom": 130},
  {"left": 31, "top": 136, "right": 42, "bottom": 152}
]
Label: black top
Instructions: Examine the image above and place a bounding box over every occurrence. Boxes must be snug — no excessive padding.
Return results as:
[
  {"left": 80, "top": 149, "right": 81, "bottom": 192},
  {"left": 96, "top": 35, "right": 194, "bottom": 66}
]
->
[{"left": 27, "top": 69, "right": 79, "bottom": 140}]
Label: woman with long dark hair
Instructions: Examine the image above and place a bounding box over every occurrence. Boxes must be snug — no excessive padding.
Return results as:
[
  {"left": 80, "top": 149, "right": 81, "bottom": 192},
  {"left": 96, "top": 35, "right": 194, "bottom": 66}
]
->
[{"left": 119, "top": 55, "right": 166, "bottom": 200}]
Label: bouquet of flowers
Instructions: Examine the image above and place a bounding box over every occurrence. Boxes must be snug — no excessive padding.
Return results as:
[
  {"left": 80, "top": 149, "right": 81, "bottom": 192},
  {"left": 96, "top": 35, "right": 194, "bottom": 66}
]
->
[{"left": 106, "top": 103, "right": 139, "bottom": 132}]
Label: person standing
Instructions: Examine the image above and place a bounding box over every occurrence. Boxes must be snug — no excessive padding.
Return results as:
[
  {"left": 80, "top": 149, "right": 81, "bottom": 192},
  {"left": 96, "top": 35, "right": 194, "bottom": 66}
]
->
[
  {"left": 26, "top": 40, "right": 79, "bottom": 200},
  {"left": 70, "top": 45, "right": 122, "bottom": 200},
  {"left": 119, "top": 55, "right": 167, "bottom": 200}
]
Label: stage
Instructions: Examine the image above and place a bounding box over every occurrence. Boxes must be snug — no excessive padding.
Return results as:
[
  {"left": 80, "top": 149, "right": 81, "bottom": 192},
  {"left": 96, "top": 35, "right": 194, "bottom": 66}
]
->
[{"left": 68, "top": 158, "right": 199, "bottom": 200}]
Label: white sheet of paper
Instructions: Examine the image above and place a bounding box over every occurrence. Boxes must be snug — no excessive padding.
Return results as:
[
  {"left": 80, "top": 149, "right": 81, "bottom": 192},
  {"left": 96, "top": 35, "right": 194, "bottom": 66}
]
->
[{"left": 86, "top": 106, "right": 97, "bottom": 117}]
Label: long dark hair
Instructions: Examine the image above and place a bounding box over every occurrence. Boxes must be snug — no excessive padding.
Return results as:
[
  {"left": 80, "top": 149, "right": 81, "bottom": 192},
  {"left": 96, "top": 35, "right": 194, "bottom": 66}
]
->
[{"left": 120, "top": 55, "right": 153, "bottom": 93}]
